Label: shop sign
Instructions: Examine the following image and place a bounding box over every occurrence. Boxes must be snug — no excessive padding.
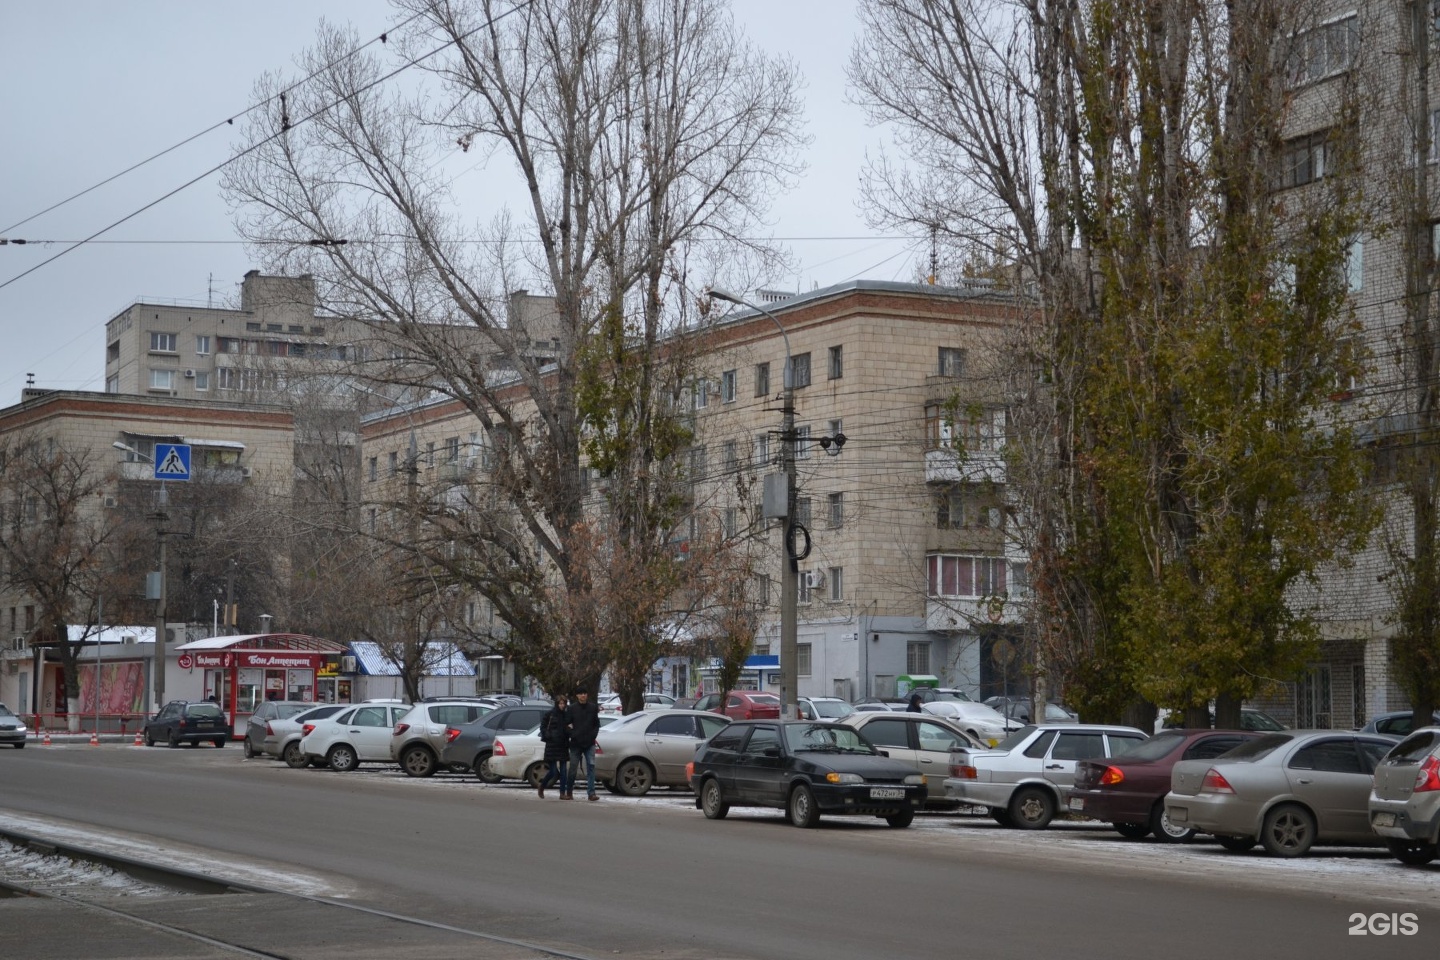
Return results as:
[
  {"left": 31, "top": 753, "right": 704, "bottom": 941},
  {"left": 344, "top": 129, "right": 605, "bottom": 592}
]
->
[
  {"left": 238, "top": 651, "right": 324, "bottom": 669},
  {"left": 193, "top": 653, "right": 236, "bottom": 668},
  {"left": 177, "top": 654, "right": 193, "bottom": 670}
]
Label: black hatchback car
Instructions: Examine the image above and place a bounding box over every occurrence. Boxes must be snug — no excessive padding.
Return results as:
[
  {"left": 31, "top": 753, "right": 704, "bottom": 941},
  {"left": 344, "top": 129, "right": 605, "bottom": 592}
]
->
[
  {"left": 144, "top": 700, "right": 229, "bottom": 748},
  {"left": 687, "top": 720, "right": 927, "bottom": 828}
]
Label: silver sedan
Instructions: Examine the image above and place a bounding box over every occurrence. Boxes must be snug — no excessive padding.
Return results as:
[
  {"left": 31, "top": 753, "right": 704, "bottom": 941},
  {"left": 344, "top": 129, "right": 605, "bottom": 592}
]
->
[
  {"left": 1165, "top": 730, "right": 1396, "bottom": 857},
  {"left": 595, "top": 709, "right": 731, "bottom": 796}
]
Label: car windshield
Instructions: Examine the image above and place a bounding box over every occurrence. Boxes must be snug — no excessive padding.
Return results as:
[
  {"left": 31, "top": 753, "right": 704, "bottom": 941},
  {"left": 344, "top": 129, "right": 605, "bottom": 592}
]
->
[
  {"left": 0, "top": 704, "right": 12, "bottom": 717},
  {"left": 810, "top": 700, "right": 854, "bottom": 719},
  {"left": 930, "top": 690, "right": 974, "bottom": 702},
  {"left": 1242, "top": 710, "right": 1286, "bottom": 732},
  {"left": 1113, "top": 730, "right": 1186, "bottom": 763},
  {"left": 993, "top": 725, "right": 1037, "bottom": 752},
  {"left": 186, "top": 703, "right": 225, "bottom": 719},
  {"left": 785, "top": 724, "right": 877, "bottom": 754},
  {"left": 1217, "top": 733, "right": 1292, "bottom": 762},
  {"left": 275, "top": 703, "right": 312, "bottom": 720}
]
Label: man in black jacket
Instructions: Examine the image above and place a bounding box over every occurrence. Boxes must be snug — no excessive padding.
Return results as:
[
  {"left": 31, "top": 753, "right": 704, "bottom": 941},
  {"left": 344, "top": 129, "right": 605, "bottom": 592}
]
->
[{"left": 564, "top": 688, "right": 602, "bottom": 801}]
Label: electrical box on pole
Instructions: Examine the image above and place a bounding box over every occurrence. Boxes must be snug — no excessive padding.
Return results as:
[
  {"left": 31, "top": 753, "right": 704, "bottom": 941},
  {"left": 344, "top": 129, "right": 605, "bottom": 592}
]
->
[{"left": 762, "top": 471, "right": 789, "bottom": 519}]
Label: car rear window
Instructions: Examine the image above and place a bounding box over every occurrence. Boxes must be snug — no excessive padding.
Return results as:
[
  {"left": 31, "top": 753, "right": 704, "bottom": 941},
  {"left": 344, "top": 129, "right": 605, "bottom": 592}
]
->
[
  {"left": 1219, "top": 733, "right": 1292, "bottom": 762},
  {"left": 1387, "top": 730, "right": 1440, "bottom": 762},
  {"left": 748, "top": 694, "right": 781, "bottom": 705},
  {"left": 186, "top": 703, "right": 224, "bottom": 719},
  {"left": 276, "top": 704, "right": 311, "bottom": 720},
  {"left": 1115, "top": 730, "right": 1186, "bottom": 763}
]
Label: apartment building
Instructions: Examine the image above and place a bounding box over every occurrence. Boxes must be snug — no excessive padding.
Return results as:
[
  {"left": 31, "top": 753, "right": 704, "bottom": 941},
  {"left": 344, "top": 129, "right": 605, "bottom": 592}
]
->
[{"left": 359, "top": 280, "right": 1027, "bottom": 701}]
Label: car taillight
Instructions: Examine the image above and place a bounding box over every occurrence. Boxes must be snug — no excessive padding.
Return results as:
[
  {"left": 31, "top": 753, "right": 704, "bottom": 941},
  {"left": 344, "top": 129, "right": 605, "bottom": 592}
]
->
[
  {"left": 595, "top": 744, "right": 604, "bottom": 755},
  {"left": 686, "top": 761, "right": 695, "bottom": 779},
  {"left": 302, "top": 723, "right": 315, "bottom": 737},
  {"left": 393, "top": 723, "right": 410, "bottom": 736},
  {"left": 1415, "top": 756, "right": 1440, "bottom": 793},
  {"left": 949, "top": 764, "right": 978, "bottom": 779},
  {"left": 265, "top": 722, "right": 274, "bottom": 736},
  {"left": 445, "top": 726, "right": 462, "bottom": 743},
  {"left": 1200, "top": 768, "right": 1234, "bottom": 794},
  {"left": 493, "top": 739, "right": 507, "bottom": 757},
  {"left": 178, "top": 719, "right": 187, "bottom": 728},
  {"left": 1099, "top": 766, "right": 1125, "bottom": 786}
]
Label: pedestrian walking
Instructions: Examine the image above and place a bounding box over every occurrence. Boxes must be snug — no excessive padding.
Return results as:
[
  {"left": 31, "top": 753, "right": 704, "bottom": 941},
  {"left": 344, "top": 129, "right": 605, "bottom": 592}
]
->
[
  {"left": 564, "top": 687, "right": 602, "bottom": 801},
  {"left": 906, "top": 693, "right": 923, "bottom": 713},
  {"left": 537, "top": 694, "right": 569, "bottom": 799}
]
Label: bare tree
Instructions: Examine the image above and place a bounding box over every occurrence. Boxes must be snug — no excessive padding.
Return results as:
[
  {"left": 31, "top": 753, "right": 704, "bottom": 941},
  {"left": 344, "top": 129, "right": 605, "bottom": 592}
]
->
[{"left": 222, "top": 0, "right": 804, "bottom": 689}]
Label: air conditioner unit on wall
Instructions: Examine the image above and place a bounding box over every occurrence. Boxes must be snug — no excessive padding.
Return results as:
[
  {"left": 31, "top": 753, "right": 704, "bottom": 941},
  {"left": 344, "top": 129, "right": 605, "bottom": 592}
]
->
[
  {"left": 340, "top": 655, "right": 357, "bottom": 673},
  {"left": 239, "top": 467, "right": 253, "bottom": 478},
  {"left": 102, "top": 496, "right": 118, "bottom": 509},
  {"left": 184, "top": 369, "right": 196, "bottom": 378},
  {"left": 806, "top": 570, "right": 826, "bottom": 589}
]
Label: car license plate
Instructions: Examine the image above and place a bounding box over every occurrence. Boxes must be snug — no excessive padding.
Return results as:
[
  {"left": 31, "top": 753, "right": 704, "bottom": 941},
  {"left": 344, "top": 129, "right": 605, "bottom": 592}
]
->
[
  {"left": 1068, "top": 797, "right": 1084, "bottom": 812},
  {"left": 1373, "top": 812, "right": 1397, "bottom": 828},
  {"left": 870, "top": 787, "right": 904, "bottom": 800}
]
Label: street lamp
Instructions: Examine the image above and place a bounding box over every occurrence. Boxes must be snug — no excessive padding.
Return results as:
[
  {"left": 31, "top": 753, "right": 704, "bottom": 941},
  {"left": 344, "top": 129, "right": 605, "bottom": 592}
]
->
[
  {"left": 113, "top": 441, "right": 169, "bottom": 715},
  {"left": 707, "top": 288, "right": 799, "bottom": 721}
]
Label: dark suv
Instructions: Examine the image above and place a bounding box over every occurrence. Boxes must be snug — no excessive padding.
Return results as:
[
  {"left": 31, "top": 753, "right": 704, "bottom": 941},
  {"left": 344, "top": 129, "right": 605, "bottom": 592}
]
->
[{"left": 145, "top": 700, "right": 229, "bottom": 748}]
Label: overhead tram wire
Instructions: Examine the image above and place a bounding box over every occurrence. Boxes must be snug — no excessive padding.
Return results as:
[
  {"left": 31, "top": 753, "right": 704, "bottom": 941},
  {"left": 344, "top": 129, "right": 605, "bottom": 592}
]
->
[
  {"left": 0, "top": 8, "right": 428, "bottom": 237},
  {"left": 0, "top": 0, "right": 536, "bottom": 295}
]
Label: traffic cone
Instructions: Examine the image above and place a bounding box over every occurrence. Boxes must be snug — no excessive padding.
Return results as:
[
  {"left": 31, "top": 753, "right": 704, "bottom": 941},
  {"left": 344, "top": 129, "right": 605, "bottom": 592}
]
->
[
  {"left": 133, "top": 730, "right": 144, "bottom": 746},
  {"left": 41, "top": 730, "right": 50, "bottom": 746},
  {"left": 89, "top": 731, "right": 100, "bottom": 746}
]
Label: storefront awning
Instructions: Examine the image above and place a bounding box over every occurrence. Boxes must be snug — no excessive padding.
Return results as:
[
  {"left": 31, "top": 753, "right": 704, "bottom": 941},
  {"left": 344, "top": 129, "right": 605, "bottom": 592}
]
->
[{"left": 176, "top": 633, "right": 347, "bottom": 653}]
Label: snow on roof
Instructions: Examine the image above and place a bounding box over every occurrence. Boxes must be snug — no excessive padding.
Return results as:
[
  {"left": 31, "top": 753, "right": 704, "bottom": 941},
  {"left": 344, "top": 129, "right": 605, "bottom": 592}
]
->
[
  {"left": 175, "top": 633, "right": 347, "bottom": 653},
  {"left": 66, "top": 625, "right": 155, "bottom": 645},
  {"left": 349, "top": 640, "right": 475, "bottom": 677}
]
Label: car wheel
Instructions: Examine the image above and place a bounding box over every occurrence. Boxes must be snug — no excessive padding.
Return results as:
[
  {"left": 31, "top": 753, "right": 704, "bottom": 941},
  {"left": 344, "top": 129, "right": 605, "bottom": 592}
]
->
[
  {"left": 1149, "top": 801, "right": 1195, "bottom": 843},
  {"left": 474, "top": 752, "right": 503, "bottom": 784},
  {"left": 13, "top": 742, "right": 23, "bottom": 749},
  {"left": 168, "top": 731, "right": 180, "bottom": 749},
  {"left": 400, "top": 744, "right": 437, "bottom": 778},
  {"left": 1113, "top": 821, "right": 1151, "bottom": 840},
  {"left": 615, "top": 759, "right": 655, "bottom": 797},
  {"left": 283, "top": 742, "right": 309, "bottom": 769},
  {"left": 1217, "top": 835, "right": 1256, "bottom": 853},
  {"left": 989, "top": 807, "right": 1014, "bottom": 828},
  {"left": 327, "top": 744, "right": 359, "bottom": 772},
  {"left": 525, "top": 762, "right": 547, "bottom": 789},
  {"left": 145, "top": 731, "right": 156, "bottom": 747},
  {"left": 1008, "top": 786, "right": 1056, "bottom": 830},
  {"left": 884, "top": 809, "right": 914, "bottom": 828},
  {"left": 700, "top": 778, "right": 729, "bottom": 820},
  {"left": 1260, "top": 804, "right": 1315, "bottom": 858},
  {"left": 788, "top": 785, "right": 820, "bottom": 828},
  {"left": 213, "top": 738, "right": 226, "bottom": 748},
  {"left": 1385, "top": 837, "right": 1439, "bottom": 866}
]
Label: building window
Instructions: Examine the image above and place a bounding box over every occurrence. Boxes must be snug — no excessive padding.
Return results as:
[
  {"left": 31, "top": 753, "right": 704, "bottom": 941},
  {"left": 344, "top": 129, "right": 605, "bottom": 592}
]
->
[
  {"left": 938, "top": 347, "right": 966, "bottom": 377},
  {"left": 827, "top": 492, "right": 844, "bottom": 528},
  {"left": 721, "top": 369, "right": 737, "bottom": 403},
  {"left": 723, "top": 507, "right": 739, "bottom": 539},
  {"left": 107, "top": 341, "right": 120, "bottom": 362},
  {"left": 149, "top": 369, "right": 175, "bottom": 391},
  {"left": 926, "top": 404, "right": 1005, "bottom": 452},
  {"left": 689, "top": 445, "right": 707, "bottom": 480},
  {"left": 388, "top": 451, "right": 399, "bottom": 476},
  {"left": 105, "top": 375, "right": 119, "bottom": 393},
  {"left": 795, "top": 425, "right": 812, "bottom": 459},
  {"left": 799, "top": 571, "right": 813, "bottom": 604},
  {"left": 1286, "top": 15, "right": 1359, "bottom": 88},
  {"left": 368, "top": 457, "right": 378, "bottom": 482},
  {"left": 1296, "top": 664, "right": 1333, "bottom": 729},
  {"left": 927, "top": 554, "right": 1009, "bottom": 598},
  {"left": 722, "top": 440, "right": 738, "bottom": 472},
  {"left": 445, "top": 436, "right": 460, "bottom": 462},
  {"left": 1276, "top": 129, "right": 1336, "bottom": 189},
  {"left": 906, "top": 642, "right": 930, "bottom": 675},
  {"left": 149, "top": 332, "right": 177, "bottom": 353},
  {"left": 796, "top": 497, "right": 812, "bottom": 528},
  {"left": 828, "top": 345, "right": 843, "bottom": 380},
  {"left": 195, "top": 335, "right": 211, "bottom": 356},
  {"left": 216, "top": 368, "right": 237, "bottom": 390},
  {"left": 693, "top": 379, "right": 709, "bottom": 409},
  {"left": 790, "top": 352, "right": 811, "bottom": 388},
  {"left": 937, "top": 487, "right": 964, "bottom": 529},
  {"left": 754, "top": 574, "right": 770, "bottom": 607},
  {"left": 755, "top": 362, "right": 770, "bottom": 398},
  {"left": 828, "top": 567, "right": 843, "bottom": 602},
  {"left": 367, "top": 508, "right": 377, "bottom": 534},
  {"left": 754, "top": 434, "right": 770, "bottom": 468},
  {"left": 193, "top": 372, "right": 209, "bottom": 391},
  {"left": 797, "top": 643, "right": 812, "bottom": 677}
]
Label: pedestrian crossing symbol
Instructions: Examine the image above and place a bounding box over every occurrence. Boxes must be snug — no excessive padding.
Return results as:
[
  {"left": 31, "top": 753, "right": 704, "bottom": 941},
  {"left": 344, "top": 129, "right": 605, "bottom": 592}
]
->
[{"left": 154, "top": 443, "right": 191, "bottom": 481}]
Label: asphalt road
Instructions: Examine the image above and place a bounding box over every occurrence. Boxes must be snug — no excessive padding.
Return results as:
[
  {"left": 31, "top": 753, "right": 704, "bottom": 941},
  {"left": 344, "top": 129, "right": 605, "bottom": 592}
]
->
[{"left": 1, "top": 744, "right": 1437, "bottom": 960}]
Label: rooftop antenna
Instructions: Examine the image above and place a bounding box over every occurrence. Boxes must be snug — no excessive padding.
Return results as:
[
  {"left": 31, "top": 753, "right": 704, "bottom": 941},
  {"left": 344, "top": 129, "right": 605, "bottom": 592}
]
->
[
  {"left": 25, "top": 372, "right": 34, "bottom": 387},
  {"left": 208, "top": 272, "right": 214, "bottom": 309},
  {"left": 928, "top": 222, "right": 939, "bottom": 285}
]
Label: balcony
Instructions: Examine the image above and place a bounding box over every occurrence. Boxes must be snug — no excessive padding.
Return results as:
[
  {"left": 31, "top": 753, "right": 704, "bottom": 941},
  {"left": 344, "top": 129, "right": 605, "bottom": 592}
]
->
[
  {"left": 925, "top": 448, "right": 1006, "bottom": 485},
  {"left": 925, "top": 596, "right": 1025, "bottom": 631}
]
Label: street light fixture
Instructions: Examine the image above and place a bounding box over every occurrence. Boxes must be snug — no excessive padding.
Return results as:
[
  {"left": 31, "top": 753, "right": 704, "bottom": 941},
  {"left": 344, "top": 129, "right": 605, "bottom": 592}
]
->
[
  {"left": 113, "top": 441, "right": 170, "bottom": 715},
  {"left": 707, "top": 288, "right": 799, "bottom": 721}
]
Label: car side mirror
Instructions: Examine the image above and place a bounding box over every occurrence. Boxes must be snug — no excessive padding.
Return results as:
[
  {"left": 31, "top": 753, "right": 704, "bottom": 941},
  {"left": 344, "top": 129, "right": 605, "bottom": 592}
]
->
[
  {"left": 878, "top": 749, "right": 889, "bottom": 758},
  {"left": 762, "top": 746, "right": 781, "bottom": 758}
]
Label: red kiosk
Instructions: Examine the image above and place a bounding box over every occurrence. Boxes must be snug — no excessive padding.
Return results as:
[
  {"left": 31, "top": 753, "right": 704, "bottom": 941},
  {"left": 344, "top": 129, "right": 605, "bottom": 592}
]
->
[{"left": 173, "top": 633, "right": 348, "bottom": 731}]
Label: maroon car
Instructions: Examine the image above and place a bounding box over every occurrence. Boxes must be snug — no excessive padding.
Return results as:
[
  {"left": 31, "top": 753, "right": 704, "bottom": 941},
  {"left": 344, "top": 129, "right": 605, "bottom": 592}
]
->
[
  {"left": 694, "top": 691, "right": 782, "bottom": 721},
  {"left": 1068, "top": 728, "right": 1261, "bottom": 841}
]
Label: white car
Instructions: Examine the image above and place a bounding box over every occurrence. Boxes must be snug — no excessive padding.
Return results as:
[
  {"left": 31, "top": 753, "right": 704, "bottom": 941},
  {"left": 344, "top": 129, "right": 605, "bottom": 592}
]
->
[
  {"left": 299, "top": 702, "right": 411, "bottom": 772},
  {"left": 915, "top": 690, "right": 1014, "bottom": 745},
  {"left": 490, "top": 715, "right": 624, "bottom": 784},
  {"left": 599, "top": 693, "right": 677, "bottom": 717}
]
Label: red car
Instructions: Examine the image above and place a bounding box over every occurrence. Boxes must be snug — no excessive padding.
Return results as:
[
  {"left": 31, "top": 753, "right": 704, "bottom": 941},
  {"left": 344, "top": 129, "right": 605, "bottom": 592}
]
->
[
  {"left": 694, "top": 691, "right": 782, "bottom": 721},
  {"left": 1068, "top": 728, "right": 1261, "bottom": 841}
]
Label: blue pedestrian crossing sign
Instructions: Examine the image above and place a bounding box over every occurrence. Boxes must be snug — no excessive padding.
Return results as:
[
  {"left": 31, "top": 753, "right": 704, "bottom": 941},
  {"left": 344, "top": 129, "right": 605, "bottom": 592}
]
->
[{"left": 154, "top": 443, "right": 191, "bottom": 481}]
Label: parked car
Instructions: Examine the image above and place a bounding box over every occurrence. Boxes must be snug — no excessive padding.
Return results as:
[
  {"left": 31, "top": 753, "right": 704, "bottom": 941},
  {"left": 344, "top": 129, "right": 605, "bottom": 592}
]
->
[
  {"left": 595, "top": 709, "right": 732, "bottom": 796},
  {"left": 439, "top": 703, "right": 554, "bottom": 782},
  {"left": 984, "top": 696, "right": 1080, "bottom": 725},
  {"left": 599, "top": 692, "right": 677, "bottom": 717},
  {"left": 688, "top": 720, "right": 927, "bottom": 828},
  {"left": 944, "top": 723, "right": 1149, "bottom": 829},
  {"left": 1154, "top": 707, "right": 1286, "bottom": 734},
  {"left": 269, "top": 703, "right": 349, "bottom": 767},
  {"left": 1359, "top": 710, "right": 1440, "bottom": 738},
  {"left": 694, "top": 691, "right": 782, "bottom": 721},
  {"left": 1165, "top": 730, "right": 1397, "bottom": 857},
  {"left": 1068, "top": 728, "right": 1263, "bottom": 841},
  {"left": 1368, "top": 727, "right": 1440, "bottom": 865},
  {"left": 838, "top": 711, "right": 982, "bottom": 806},
  {"left": 144, "top": 700, "right": 230, "bottom": 748},
  {"left": 852, "top": 697, "right": 909, "bottom": 712},
  {"left": 911, "top": 689, "right": 1015, "bottom": 745},
  {"left": 796, "top": 697, "right": 855, "bottom": 722},
  {"left": 243, "top": 700, "right": 318, "bottom": 759},
  {"left": 390, "top": 700, "right": 499, "bottom": 777},
  {"left": 490, "top": 715, "right": 621, "bottom": 786},
  {"left": 298, "top": 702, "right": 411, "bottom": 771},
  {"left": 0, "top": 702, "right": 27, "bottom": 748}
]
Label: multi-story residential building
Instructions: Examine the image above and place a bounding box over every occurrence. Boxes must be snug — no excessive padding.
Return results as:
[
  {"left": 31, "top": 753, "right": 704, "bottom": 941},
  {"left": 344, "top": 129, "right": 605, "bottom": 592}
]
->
[{"left": 359, "top": 279, "right": 1027, "bottom": 701}]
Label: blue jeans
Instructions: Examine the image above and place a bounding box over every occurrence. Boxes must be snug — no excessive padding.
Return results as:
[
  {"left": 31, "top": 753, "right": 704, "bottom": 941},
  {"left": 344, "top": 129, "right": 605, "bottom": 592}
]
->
[
  {"left": 538, "top": 757, "right": 567, "bottom": 792},
  {"left": 567, "top": 744, "right": 596, "bottom": 797}
]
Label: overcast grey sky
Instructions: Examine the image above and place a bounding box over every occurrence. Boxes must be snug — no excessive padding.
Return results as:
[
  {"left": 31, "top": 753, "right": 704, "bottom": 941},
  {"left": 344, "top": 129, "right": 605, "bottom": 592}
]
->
[{"left": 0, "top": 1, "right": 917, "bottom": 406}]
